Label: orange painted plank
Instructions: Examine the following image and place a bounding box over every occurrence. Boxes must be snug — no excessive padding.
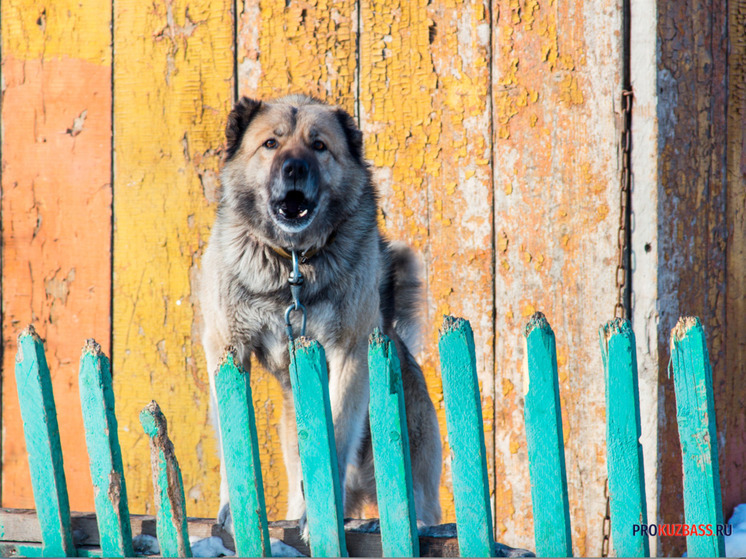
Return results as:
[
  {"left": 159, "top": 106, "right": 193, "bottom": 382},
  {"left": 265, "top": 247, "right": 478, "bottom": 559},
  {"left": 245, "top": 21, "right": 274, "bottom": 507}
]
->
[
  {"left": 359, "top": 0, "right": 495, "bottom": 524},
  {"left": 1, "top": 0, "right": 112, "bottom": 512},
  {"left": 112, "top": 0, "right": 234, "bottom": 519},
  {"left": 236, "top": 0, "right": 357, "bottom": 519},
  {"left": 491, "top": 0, "right": 622, "bottom": 553}
]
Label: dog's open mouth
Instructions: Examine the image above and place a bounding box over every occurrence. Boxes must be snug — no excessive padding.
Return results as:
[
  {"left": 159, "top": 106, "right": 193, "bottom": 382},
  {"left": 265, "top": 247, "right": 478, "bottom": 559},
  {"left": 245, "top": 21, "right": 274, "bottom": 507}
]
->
[{"left": 272, "top": 191, "right": 317, "bottom": 230}]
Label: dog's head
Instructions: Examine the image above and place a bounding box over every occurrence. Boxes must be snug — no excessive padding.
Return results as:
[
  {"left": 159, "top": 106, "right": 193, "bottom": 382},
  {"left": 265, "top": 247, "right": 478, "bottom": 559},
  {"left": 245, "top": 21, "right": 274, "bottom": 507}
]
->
[{"left": 220, "top": 94, "right": 369, "bottom": 251}]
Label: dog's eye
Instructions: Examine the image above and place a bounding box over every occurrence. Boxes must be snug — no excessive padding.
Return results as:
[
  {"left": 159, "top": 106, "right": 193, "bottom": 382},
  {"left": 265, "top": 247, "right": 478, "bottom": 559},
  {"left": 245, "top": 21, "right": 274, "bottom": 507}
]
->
[
  {"left": 312, "top": 140, "right": 326, "bottom": 151},
  {"left": 263, "top": 138, "right": 278, "bottom": 149}
]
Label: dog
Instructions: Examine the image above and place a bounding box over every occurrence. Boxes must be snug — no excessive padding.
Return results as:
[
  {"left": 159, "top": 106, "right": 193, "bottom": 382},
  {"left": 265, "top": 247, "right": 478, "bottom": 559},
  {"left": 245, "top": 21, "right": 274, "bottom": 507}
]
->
[{"left": 199, "top": 94, "right": 442, "bottom": 533}]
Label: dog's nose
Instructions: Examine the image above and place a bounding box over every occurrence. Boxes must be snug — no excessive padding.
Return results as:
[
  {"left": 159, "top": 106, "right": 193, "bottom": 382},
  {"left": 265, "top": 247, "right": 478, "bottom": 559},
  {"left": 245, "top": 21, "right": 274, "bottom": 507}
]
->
[{"left": 283, "top": 158, "right": 309, "bottom": 182}]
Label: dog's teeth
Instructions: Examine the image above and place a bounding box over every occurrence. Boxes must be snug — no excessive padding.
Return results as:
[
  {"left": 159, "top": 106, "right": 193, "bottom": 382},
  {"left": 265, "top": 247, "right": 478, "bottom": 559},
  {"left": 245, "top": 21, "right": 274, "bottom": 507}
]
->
[{"left": 299, "top": 208, "right": 308, "bottom": 217}]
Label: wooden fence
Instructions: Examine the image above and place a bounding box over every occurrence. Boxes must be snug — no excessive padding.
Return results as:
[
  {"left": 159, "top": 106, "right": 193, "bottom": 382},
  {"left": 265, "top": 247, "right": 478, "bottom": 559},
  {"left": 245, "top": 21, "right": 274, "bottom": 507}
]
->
[{"left": 0, "top": 312, "right": 727, "bottom": 557}]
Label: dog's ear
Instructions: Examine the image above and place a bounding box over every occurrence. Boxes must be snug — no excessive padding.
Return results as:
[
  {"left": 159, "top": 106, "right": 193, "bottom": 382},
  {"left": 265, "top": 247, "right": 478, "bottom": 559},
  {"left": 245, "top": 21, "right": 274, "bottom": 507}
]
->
[
  {"left": 334, "top": 108, "right": 364, "bottom": 163},
  {"left": 225, "top": 97, "right": 263, "bottom": 161}
]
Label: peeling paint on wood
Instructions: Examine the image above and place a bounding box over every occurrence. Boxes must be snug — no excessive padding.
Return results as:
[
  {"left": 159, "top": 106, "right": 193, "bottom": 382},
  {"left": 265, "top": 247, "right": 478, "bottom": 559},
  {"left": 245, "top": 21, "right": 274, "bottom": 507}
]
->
[
  {"left": 359, "top": 0, "right": 495, "bottom": 525},
  {"left": 14, "top": 327, "right": 75, "bottom": 556},
  {"left": 78, "top": 340, "right": 134, "bottom": 557},
  {"left": 112, "top": 0, "right": 234, "bottom": 519},
  {"left": 656, "top": 2, "right": 729, "bottom": 554},
  {"left": 492, "top": 0, "right": 622, "bottom": 551},
  {"left": 438, "top": 317, "right": 495, "bottom": 558},
  {"left": 140, "top": 401, "right": 192, "bottom": 558},
  {"left": 669, "top": 317, "right": 725, "bottom": 557},
  {"left": 599, "top": 319, "right": 649, "bottom": 557},
  {"left": 367, "top": 331, "right": 419, "bottom": 557},
  {"left": 1, "top": 0, "right": 112, "bottom": 512},
  {"left": 214, "top": 348, "right": 271, "bottom": 557},
  {"left": 288, "top": 339, "right": 347, "bottom": 557}
]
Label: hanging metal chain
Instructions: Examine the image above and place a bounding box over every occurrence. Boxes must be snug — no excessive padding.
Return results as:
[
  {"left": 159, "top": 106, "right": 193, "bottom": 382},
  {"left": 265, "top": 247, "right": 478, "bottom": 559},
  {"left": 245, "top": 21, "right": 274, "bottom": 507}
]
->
[
  {"left": 603, "top": 87, "right": 634, "bottom": 558},
  {"left": 284, "top": 251, "right": 307, "bottom": 340},
  {"left": 614, "top": 88, "right": 634, "bottom": 320},
  {"left": 601, "top": 478, "right": 612, "bottom": 557}
]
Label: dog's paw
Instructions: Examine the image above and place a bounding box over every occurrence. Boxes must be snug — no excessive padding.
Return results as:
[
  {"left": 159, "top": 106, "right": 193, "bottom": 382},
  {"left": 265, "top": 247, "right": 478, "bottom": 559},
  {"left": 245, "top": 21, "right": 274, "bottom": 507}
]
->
[
  {"left": 218, "top": 501, "right": 234, "bottom": 535},
  {"left": 298, "top": 512, "right": 310, "bottom": 544}
]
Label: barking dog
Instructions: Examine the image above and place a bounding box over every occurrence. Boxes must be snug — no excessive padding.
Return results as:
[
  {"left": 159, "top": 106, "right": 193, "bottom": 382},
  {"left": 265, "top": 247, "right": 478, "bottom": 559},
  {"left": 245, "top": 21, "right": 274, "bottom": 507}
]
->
[{"left": 199, "top": 94, "right": 442, "bottom": 532}]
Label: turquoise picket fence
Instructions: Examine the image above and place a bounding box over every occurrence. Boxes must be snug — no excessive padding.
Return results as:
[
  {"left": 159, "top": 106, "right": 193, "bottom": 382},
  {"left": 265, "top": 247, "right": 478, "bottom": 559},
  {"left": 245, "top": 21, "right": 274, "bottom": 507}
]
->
[{"left": 1, "top": 313, "right": 725, "bottom": 557}]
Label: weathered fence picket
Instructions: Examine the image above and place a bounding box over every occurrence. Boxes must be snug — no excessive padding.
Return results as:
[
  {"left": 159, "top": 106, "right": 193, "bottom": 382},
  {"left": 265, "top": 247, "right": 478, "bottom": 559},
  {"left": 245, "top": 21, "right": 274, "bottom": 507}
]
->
[
  {"left": 214, "top": 347, "right": 272, "bottom": 557},
  {"left": 367, "top": 330, "right": 420, "bottom": 557},
  {"left": 15, "top": 326, "right": 76, "bottom": 557},
  {"left": 670, "top": 317, "right": 725, "bottom": 557},
  {"left": 288, "top": 338, "right": 348, "bottom": 557},
  {"left": 6, "top": 311, "right": 730, "bottom": 559},
  {"left": 140, "top": 401, "right": 192, "bottom": 558},
  {"left": 599, "top": 319, "right": 649, "bottom": 557},
  {"left": 438, "top": 317, "right": 495, "bottom": 558},
  {"left": 79, "top": 339, "right": 134, "bottom": 557},
  {"left": 522, "top": 313, "right": 573, "bottom": 557}
]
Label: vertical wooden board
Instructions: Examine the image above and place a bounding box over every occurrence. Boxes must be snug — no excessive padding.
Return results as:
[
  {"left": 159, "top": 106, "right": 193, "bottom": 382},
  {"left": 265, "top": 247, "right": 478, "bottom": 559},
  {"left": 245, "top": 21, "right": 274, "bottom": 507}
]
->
[
  {"left": 655, "top": 2, "right": 728, "bottom": 554},
  {"left": 79, "top": 341, "right": 134, "bottom": 558},
  {"left": 288, "top": 339, "right": 347, "bottom": 557},
  {"left": 438, "top": 317, "right": 495, "bottom": 557},
  {"left": 599, "top": 319, "right": 649, "bottom": 557},
  {"left": 235, "top": 0, "right": 358, "bottom": 519},
  {"left": 140, "top": 402, "right": 192, "bottom": 558},
  {"left": 670, "top": 318, "right": 725, "bottom": 557},
  {"left": 112, "top": 0, "right": 234, "bottom": 518},
  {"left": 725, "top": 0, "right": 746, "bottom": 529},
  {"left": 15, "top": 328, "right": 75, "bottom": 556},
  {"left": 359, "top": 0, "right": 494, "bottom": 523},
  {"left": 368, "top": 331, "right": 419, "bottom": 557},
  {"left": 522, "top": 314, "right": 572, "bottom": 557},
  {"left": 1, "top": 0, "right": 112, "bottom": 512},
  {"left": 491, "top": 0, "right": 622, "bottom": 552},
  {"left": 214, "top": 349, "right": 271, "bottom": 557}
]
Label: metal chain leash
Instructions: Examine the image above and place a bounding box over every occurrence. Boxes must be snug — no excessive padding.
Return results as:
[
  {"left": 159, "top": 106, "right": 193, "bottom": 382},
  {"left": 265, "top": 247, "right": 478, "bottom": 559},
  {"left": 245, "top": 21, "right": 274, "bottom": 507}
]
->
[
  {"left": 603, "top": 87, "right": 634, "bottom": 558},
  {"left": 602, "top": 478, "right": 612, "bottom": 557},
  {"left": 285, "top": 250, "right": 307, "bottom": 340},
  {"left": 614, "top": 89, "right": 634, "bottom": 321}
]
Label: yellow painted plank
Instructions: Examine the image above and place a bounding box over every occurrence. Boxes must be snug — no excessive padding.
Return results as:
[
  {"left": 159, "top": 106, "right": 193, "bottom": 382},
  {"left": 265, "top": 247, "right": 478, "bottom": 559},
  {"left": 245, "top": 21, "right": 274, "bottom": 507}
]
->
[
  {"left": 359, "top": 0, "right": 494, "bottom": 524},
  {"left": 236, "top": 0, "right": 358, "bottom": 520},
  {"left": 112, "top": 0, "right": 233, "bottom": 518},
  {"left": 1, "top": 0, "right": 111, "bottom": 512},
  {"left": 491, "top": 0, "right": 622, "bottom": 553}
]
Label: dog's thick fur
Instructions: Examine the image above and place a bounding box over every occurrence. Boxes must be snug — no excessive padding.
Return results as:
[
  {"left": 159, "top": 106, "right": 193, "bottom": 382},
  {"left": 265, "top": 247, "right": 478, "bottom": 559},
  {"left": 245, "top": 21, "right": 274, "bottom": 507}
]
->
[{"left": 199, "top": 94, "right": 442, "bottom": 530}]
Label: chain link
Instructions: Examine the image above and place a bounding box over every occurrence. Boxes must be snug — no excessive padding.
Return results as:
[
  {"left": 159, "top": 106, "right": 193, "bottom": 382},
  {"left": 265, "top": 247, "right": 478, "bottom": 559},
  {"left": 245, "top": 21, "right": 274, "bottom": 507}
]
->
[
  {"left": 614, "top": 89, "right": 633, "bottom": 320},
  {"left": 602, "top": 478, "right": 612, "bottom": 557},
  {"left": 604, "top": 87, "right": 634, "bottom": 557},
  {"left": 284, "top": 251, "right": 307, "bottom": 340}
]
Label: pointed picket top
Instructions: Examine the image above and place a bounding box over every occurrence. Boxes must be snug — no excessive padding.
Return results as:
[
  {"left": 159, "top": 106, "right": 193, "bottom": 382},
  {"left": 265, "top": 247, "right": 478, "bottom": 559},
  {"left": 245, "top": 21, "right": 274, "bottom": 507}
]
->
[
  {"left": 438, "top": 316, "right": 495, "bottom": 557},
  {"left": 214, "top": 347, "right": 272, "bottom": 557},
  {"left": 15, "top": 325, "right": 76, "bottom": 557},
  {"left": 669, "top": 317, "right": 725, "bottom": 557},
  {"left": 599, "top": 318, "right": 649, "bottom": 557},
  {"left": 79, "top": 338, "right": 134, "bottom": 557},
  {"left": 140, "top": 401, "right": 192, "bottom": 558},
  {"left": 522, "top": 312, "right": 573, "bottom": 557}
]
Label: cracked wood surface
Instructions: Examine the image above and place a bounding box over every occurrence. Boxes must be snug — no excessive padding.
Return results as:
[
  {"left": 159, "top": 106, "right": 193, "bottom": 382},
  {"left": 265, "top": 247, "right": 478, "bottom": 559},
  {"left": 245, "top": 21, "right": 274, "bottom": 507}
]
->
[
  {"left": 1, "top": 0, "right": 112, "bottom": 513},
  {"left": 111, "top": 0, "right": 233, "bottom": 518}
]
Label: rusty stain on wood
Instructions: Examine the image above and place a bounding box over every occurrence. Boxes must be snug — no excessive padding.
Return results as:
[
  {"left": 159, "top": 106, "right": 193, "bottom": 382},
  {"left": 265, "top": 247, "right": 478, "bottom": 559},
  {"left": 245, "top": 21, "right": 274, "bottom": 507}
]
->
[{"left": 1, "top": 0, "right": 112, "bottom": 512}]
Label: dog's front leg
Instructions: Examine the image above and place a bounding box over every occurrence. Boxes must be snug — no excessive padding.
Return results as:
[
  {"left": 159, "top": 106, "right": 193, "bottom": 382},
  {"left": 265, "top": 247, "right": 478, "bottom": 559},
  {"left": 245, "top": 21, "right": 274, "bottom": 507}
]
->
[{"left": 326, "top": 341, "right": 371, "bottom": 515}]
